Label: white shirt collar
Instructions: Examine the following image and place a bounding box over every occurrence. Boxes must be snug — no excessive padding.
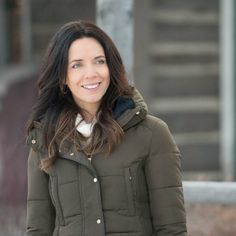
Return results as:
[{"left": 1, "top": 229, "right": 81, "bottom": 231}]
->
[{"left": 75, "top": 113, "right": 96, "bottom": 137}]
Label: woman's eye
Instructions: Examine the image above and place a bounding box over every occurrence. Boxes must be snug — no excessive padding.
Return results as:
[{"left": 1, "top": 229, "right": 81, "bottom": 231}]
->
[
  {"left": 72, "top": 63, "right": 81, "bottom": 69},
  {"left": 96, "top": 59, "right": 106, "bottom": 64}
]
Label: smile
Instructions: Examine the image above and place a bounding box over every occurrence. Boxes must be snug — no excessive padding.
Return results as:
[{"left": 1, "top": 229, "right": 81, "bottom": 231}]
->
[{"left": 81, "top": 82, "right": 101, "bottom": 90}]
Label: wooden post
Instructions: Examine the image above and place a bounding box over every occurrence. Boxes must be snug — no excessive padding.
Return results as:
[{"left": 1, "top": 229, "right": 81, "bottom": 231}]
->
[
  {"left": 96, "top": 0, "right": 134, "bottom": 84},
  {"left": 234, "top": 0, "right": 236, "bottom": 180},
  {"left": 220, "top": 0, "right": 236, "bottom": 180}
]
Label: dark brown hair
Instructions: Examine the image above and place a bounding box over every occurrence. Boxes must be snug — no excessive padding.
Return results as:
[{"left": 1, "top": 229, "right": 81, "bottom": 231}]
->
[{"left": 27, "top": 20, "right": 133, "bottom": 169}]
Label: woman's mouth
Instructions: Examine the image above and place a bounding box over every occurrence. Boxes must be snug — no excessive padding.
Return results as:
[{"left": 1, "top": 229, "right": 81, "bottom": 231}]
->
[{"left": 81, "top": 82, "right": 101, "bottom": 90}]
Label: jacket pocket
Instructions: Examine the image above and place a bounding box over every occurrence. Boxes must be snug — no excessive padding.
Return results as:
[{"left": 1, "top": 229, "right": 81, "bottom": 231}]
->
[
  {"left": 49, "top": 176, "right": 65, "bottom": 225},
  {"left": 124, "top": 167, "right": 136, "bottom": 216}
]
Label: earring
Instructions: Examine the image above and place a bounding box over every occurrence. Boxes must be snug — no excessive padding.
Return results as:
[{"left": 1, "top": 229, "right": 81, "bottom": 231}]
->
[{"left": 62, "top": 84, "right": 68, "bottom": 95}]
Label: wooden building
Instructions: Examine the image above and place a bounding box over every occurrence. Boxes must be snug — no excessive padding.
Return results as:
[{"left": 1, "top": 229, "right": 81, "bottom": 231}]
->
[{"left": 0, "top": 0, "right": 235, "bottom": 207}]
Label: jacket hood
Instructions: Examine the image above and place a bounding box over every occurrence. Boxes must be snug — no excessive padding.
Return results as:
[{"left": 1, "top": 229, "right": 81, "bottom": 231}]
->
[{"left": 115, "top": 87, "right": 148, "bottom": 130}]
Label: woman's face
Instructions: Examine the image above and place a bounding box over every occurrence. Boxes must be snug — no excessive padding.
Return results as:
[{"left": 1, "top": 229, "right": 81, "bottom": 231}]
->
[{"left": 66, "top": 37, "right": 110, "bottom": 113}]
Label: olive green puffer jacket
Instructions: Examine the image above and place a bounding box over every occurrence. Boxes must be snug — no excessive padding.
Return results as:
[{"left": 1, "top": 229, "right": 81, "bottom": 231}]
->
[{"left": 25, "top": 89, "right": 187, "bottom": 236}]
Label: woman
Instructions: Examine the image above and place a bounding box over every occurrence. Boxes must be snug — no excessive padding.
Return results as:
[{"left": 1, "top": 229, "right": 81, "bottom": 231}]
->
[{"left": 25, "top": 20, "right": 187, "bottom": 236}]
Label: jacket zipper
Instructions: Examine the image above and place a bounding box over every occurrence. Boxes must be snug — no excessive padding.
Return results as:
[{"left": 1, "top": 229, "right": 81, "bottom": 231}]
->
[{"left": 125, "top": 167, "right": 135, "bottom": 215}]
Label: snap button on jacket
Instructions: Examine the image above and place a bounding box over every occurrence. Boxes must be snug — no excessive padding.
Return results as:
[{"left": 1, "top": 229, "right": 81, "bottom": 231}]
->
[{"left": 25, "top": 89, "right": 187, "bottom": 236}]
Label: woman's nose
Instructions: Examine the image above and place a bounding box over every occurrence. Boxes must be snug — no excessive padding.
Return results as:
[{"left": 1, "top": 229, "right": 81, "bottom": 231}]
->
[{"left": 84, "top": 65, "right": 97, "bottom": 79}]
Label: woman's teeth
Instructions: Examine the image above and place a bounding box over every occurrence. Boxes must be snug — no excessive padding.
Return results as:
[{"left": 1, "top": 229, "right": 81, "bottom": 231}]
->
[{"left": 82, "top": 82, "right": 100, "bottom": 89}]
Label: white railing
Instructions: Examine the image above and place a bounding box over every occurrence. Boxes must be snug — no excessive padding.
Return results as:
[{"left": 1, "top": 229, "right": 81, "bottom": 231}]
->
[{"left": 183, "top": 181, "right": 236, "bottom": 204}]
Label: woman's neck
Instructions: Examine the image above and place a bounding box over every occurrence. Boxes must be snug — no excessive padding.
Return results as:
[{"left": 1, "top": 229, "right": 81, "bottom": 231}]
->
[
  {"left": 76, "top": 102, "right": 100, "bottom": 123},
  {"left": 83, "top": 112, "right": 95, "bottom": 123}
]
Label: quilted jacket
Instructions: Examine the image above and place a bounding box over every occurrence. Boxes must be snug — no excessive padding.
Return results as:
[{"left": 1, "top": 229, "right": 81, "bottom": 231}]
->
[{"left": 25, "top": 89, "right": 187, "bottom": 236}]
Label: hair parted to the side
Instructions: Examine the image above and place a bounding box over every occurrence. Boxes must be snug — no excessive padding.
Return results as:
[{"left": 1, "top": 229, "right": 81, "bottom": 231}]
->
[{"left": 26, "top": 20, "right": 133, "bottom": 169}]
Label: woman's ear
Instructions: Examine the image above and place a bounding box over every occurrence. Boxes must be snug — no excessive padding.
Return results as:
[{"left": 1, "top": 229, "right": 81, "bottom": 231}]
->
[
  {"left": 62, "top": 84, "right": 68, "bottom": 95},
  {"left": 60, "top": 79, "right": 68, "bottom": 95}
]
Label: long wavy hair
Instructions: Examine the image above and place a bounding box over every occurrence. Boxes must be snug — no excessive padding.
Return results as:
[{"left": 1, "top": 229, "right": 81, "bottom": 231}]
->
[{"left": 27, "top": 20, "right": 133, "bottom": 169}]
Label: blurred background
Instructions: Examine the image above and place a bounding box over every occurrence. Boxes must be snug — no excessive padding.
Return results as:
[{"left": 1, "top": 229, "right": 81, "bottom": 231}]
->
[{"left": 0, "top": 0, "right": 236, "bottom": 235}]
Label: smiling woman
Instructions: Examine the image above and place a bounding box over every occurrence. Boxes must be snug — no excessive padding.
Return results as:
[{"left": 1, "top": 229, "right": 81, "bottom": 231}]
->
[
  {"left": 25, "top": 20, "right": 187, "bottom": 236},
  {"left": 27, "top": 21, "right": 132, "bottom": 165},
  {"left": 66, "top": 37, "right": 110, "bottom": 119}
]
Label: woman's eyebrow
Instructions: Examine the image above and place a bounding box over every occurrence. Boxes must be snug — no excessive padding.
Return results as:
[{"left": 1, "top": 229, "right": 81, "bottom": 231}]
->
[
  {"left": 70, "top": 55, "right": 105, "bottom": 63},
  {"left": 94, "top": 55, "right": 105, "bottom": 59},
  {"left": 70, "top": 59, "right": 83, "bottom": 64}
]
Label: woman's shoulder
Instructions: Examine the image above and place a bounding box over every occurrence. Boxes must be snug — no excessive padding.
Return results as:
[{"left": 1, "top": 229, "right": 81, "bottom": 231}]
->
[
  {"left": 27, "top": 120, "right": 44, "bottom": 136},
  {"left": 141, "top": 114, "right": 169, "bottom": 132},
  {"left": 141, "top": 114, "right": 178, "bottom": 152},
  {"left": 26, "top": 121, "right": 46, "bottom": 153}
]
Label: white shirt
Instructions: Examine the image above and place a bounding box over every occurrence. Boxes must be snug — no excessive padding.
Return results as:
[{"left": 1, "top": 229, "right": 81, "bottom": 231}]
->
[{"left": 75, "top": 114, "right": 96, "bottom": 162}]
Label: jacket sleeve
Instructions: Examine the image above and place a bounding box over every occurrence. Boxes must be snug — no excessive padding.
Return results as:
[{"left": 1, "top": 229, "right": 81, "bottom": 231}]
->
[
  {"left": 144, "top": 118, "right": 187, "bottom": 236},
  {"left": 25, "top": 148, "right": 55, "bottom": 236}
]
